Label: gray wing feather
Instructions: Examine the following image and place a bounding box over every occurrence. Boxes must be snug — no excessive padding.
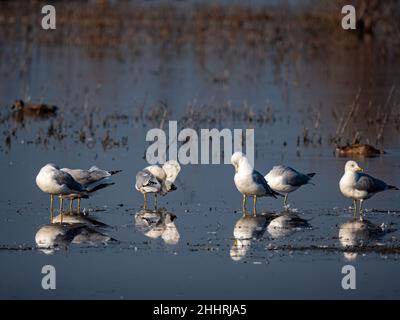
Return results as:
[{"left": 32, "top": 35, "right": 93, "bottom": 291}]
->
[
  {"left": 276, "top": 166, "right": 310, "bottom": 187},
  {"left": 83, "top": 170, "right": 109, "bottom": 185},
  {"left": 252, "top": 170, "right": 274, "bottom": 195},
  {"left": 136, "top": 170, "right": 157, "bottom": 189},
  {"left": 54, "top": 171, "right": 85, "bottom": 192},
  {"left": 355, "top": 173, "right": 388, "bottom": 193},
  {"left": 61, "top": 168, "right": 110, "bottom": 187},
  {"left": 267, "top": 165, "right": 311, "bottom": 187},
  {"left": 285, "top": 172, "right": 310, "bottom": 187}
]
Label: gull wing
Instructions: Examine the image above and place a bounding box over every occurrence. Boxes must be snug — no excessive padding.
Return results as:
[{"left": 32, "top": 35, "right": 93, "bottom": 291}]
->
[
  {"left": 135, "top": 170, "right": 158, "bottom": 189},
  {"left": 54, "top": 170, "right": 85, "bottom": 192},
  {"left": 355, "top": 173, "right": 388, "bottom": 193},
  {"left": 252, "top": 170, "right": 277, "bottom": 198}
]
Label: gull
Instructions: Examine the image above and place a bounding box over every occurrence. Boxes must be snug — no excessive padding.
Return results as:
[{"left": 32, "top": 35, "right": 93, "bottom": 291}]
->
[
  {"left": 61, "top": 166, "right": 121, "bottom": 211},
  {"left": 231, "top": 152, "right": 281, "bottom": 216},
  {"left": 265, "top": 165, "right": 316, "bottom": 207},
  {"left": 135, "top": 160, "right": 181, "bottom": 209},
  {"left": 36, "top": 163, "right": 111, "bottom": 222},
  {"left": 339, "top": 160, "right": 398, "bottom": 218}
]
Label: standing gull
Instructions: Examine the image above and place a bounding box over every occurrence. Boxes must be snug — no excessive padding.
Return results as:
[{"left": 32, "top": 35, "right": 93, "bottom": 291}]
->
[
  {"left": 135, "top": 160, "right": 181, "bottom": 209},
  {"left": 61, "top": 166, "right": 121, "bottom": 211},
  {"left": 265, "top": 165, "right": 315, "bottom": 207},
  {"left": 231, "top": 152, "right": 281, "bottom": 216},
  {"left": 339, "top": 160, "right": 398, "bottom": 218},
  {"left": 36, "top": 164, "right": 111, "bottom": 222}
]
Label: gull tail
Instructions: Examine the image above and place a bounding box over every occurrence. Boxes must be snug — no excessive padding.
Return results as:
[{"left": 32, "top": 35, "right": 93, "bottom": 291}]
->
[
  {"left": 307, "top": 173, "right": 316, "bottom": 178},
  {"left": 169, "top": 183, "right": 177, "bottom": 191},
  {"left": 388, "top": 185, "right": 399, "bottom": 191},
  {"left": 88, "top": 182, "right": 115, "bottom": 193},
  {"left": 109, "top": 169, "right": 122, "bottom": 176}
]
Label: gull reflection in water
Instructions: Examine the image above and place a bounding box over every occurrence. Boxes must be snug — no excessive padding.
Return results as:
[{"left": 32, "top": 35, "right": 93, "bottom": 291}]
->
[
  {"left": 135, "top": 208, "right": 180, "bottom": 245},
  {"left": 267, "top": 212, "right": 311, "bottom": 239},
  {"left": 52, "top": 213, "right": 108, "bottom": 228},
  {"left": 338, "top": 219, "right": 389, "bottom": 261},
  {"left": 35, "top": 214, "right": 115, "bottom": 254},
  {"left": 230, "top": 214, "right": 270, "bottom": 261}
]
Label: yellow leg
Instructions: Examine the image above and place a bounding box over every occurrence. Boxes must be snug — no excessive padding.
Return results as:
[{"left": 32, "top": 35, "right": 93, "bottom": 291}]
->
[
  {"left": 59, "top": 195, "right": 64, "bottom": 224},
  {"left": 50, "top": 194, "right": 54, "bottom": 211},
  {"left": 143, "top": 193, "right": 147, "bottom": 209},
  {"left": 359, "top": 200, "right": 363, "bottom": 219},
  {"left": 50, "top": 195, "right": 54, "bottom": 224},
  {"left": 242, "top": 195, "right": 247, "bottom": 216},
  {"left": 77, "top": 197, "right": 81, "bottom": 213},
  {"left": 284, "top": 194, "right": 288, "bottom": 207},
  {"left": 253, "top": 195, "right": 257, "bottom": 217},
  {"left": 154, "top": 193, "right": 158, "bottom": 210},
  {"left": 353, "top": 199, "right": 357, "bottom": 220}
]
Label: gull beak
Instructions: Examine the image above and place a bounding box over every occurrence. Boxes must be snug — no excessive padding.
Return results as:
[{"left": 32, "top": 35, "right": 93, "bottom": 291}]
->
[{"left": 356, "top": 166, "right": 363, "bottom": 172}]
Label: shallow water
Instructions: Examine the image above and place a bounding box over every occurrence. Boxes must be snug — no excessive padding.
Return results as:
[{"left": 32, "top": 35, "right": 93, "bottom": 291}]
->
[{"left": 1, "top": 2, "right": 400, "bottom": 299}]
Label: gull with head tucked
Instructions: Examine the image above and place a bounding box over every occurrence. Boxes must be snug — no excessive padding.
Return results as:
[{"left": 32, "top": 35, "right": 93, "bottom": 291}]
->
[
  {"left": 36, "top": 163, "right": 112, "bottom": 222},
  {"left": 135, "top": 160, "right": 181, "bottom": 209},
  {"left": 60, "top": 166, "right": 121, "bottom": 212},
  {"left": 265, "top": 165, "right": 316, "bottom": 207},
  {"left": 339, "top": 160, "right": 398, "bottom": 218},
  {"left": 231, "top": 152, "right": 281, "bottom": 216}
]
